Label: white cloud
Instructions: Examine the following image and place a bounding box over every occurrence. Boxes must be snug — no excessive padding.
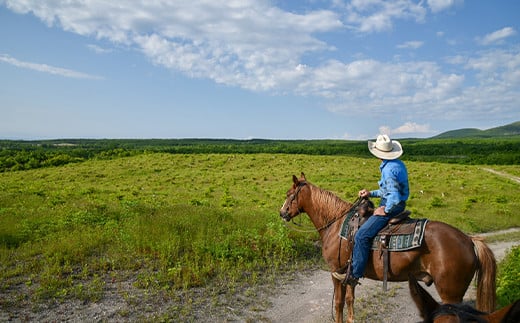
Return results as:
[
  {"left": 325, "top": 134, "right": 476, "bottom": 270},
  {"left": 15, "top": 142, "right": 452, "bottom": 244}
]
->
[
  {"left": 345, "top": 0, "right": 427, "bottom": 33},
  {"left": 378, "top": 126, "right": 392, "bottom": 136},
  {"left": 465, "top": 49, "right": 520, "bottom": 78},
  {"left": 322, "top": 46, "right": 520, "bottom": 125},
  {"left": 86, "top": 44, "right": 112, "bottom": 54},
  {"left": 397, "top": 41, "right": 424, "bottom": 49},
  {"left": 311, "top": 58, "right": 465, "bottom": 110},
  {"left": 477, "top": 27, "right": 517, "bottom": 46},
  {"left": 3, "top": 0, "right": 342, "bottom": 92},
  {"left": 380, "top": 122, "right": 432, "bottom": 135},
  {"left": 427, "top": 0, "right": 462, "bottom": 13},
  {"left": 0, "top": 54, "right": 103, "bottom": 79},
  {"left": 343, "top": 0, "right": 462, "bottom": 33}
]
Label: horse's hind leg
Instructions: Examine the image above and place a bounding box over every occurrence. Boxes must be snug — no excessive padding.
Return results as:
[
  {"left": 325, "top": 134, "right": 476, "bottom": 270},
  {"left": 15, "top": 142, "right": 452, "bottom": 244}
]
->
[
  {"left": 433, "top": 267, "right": 473, "bottom": 304},
  {"left": 333, "top": 278, "right": 347, "bottom": 323}
]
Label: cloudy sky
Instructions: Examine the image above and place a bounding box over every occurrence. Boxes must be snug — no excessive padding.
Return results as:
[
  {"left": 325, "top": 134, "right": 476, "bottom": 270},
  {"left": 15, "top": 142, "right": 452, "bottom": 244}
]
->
[{"left": 1, "top": 0, "right": 519, "bottom": 140}]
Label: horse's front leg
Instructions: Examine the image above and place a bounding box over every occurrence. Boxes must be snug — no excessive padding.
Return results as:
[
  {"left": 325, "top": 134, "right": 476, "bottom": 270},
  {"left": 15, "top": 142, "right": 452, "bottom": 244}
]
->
[
  {"left": 333, "top": 277, "right": 347, "bottom": 323},
  {"left": 345, "top": 284, "right": 355, "bottom": 323}
]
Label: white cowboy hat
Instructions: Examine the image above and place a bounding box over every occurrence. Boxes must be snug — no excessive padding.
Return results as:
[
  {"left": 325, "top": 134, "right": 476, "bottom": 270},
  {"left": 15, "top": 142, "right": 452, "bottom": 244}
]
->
[{"left": 368, "top": 134, "right": 403, "bottom": 160}]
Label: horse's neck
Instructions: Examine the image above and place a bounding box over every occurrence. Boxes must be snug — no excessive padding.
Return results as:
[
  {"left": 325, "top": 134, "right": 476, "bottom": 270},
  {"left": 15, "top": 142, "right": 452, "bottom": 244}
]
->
[{"left": 307, "top": 184, "right": 352, "bottom": 228}]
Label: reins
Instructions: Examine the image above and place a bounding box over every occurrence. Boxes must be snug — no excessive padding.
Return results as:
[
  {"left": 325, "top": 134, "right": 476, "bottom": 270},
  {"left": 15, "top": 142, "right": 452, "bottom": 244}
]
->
[
  {"left": 285, "top": 196, "right": 363, "bottom": 234},
  {"left": 283, "top": 220, "right": 319, "bottom": 233}
]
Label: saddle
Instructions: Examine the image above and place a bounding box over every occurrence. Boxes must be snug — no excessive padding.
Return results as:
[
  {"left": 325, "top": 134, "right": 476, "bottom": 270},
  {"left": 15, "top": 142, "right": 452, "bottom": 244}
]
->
[
  {"left": 339, "top": 203, "right": 423, "bottom": 246},
  {"left": 388, "top": 210, "right": 411, "bottom": 225},
  {"left": 378, "top": 210, "right": 415, "bottom": 236},
  {"left": 339, "top": 200, "right": 427, "bottom": 291}
]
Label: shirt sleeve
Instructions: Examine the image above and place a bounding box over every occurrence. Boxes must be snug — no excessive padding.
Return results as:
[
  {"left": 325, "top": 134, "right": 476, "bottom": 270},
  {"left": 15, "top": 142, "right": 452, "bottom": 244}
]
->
[
  {"left": 370, "top": 189, "right": 381, "bottom": 198},
  {"left": 382, "top": 176, "right": 401, "bottom": 214}
]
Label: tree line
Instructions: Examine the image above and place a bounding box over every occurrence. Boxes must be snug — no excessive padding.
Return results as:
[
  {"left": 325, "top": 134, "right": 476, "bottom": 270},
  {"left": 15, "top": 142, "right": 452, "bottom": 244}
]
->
[{"left": 1, "top": 137, "right": 519, "bottom": 172}]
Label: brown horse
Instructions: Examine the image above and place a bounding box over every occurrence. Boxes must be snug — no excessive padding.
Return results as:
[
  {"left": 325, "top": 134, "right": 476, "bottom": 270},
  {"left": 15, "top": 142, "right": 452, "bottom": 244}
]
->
[
  {"left": 279, "top": 173, "right": 497, "bottom": 323},
  {"left": 408, "top": 274, "right": 520, "bottom": 322}
]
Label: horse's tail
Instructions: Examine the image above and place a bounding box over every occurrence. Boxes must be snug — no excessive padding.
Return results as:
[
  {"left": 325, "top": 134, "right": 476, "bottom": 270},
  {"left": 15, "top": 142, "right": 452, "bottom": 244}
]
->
[{"left": 472, "top": 236, "right": 497, "bottom": 312}]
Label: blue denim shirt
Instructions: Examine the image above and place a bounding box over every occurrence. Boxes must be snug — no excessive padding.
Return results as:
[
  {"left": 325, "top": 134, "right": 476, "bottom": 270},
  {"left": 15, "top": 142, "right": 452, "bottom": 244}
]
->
[{"left": 370, "top": 159, "right": 409, "bottom": 215}]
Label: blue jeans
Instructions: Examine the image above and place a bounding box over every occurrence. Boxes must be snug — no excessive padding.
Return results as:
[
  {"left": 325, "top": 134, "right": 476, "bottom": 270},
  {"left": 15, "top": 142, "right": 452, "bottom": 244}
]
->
[{"left": 351, "top": 202, "right": 405, "bottom": 278}]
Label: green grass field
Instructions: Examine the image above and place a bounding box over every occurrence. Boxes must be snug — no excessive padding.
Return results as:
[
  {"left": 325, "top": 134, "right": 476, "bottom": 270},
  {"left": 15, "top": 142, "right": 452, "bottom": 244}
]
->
[{"left": 1, "top": 153, "right": 519, "bottom": 314}]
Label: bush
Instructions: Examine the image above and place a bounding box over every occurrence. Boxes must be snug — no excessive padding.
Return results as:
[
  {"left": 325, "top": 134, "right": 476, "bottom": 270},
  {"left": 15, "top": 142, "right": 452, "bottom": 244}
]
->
[{"left": 496, "top": 245, "right": 520, "bottom": 307}]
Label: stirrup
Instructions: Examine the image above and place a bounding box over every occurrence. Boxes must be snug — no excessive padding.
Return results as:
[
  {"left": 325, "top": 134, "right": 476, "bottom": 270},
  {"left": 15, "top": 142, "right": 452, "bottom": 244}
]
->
[{"left": 332, "top": 272, "right": 359, "bottom": 287}]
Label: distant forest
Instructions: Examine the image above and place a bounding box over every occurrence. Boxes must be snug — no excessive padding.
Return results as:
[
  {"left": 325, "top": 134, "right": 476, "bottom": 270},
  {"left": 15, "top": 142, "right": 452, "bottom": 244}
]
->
[{"left": 1, "top": 137, "right": 519, "bottom": 172}]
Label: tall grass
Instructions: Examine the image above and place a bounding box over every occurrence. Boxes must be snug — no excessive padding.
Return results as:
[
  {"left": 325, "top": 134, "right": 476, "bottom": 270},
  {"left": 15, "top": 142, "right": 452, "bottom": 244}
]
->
[{"left": 0, "top": 153, "right": 518, "bottom": 306}]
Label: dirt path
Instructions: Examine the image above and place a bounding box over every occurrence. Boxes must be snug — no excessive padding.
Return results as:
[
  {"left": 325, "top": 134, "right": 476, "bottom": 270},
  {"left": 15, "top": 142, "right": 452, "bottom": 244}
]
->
[
  {"left": 261, "top": 231, "right": 519, "bottom": 323},
  {"left": 482, "top": 168, "right": 520, "bottom": 184}
]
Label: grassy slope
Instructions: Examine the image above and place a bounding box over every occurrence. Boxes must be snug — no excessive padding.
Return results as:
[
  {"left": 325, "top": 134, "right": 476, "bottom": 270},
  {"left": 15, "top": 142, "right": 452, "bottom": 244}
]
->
[
  {"left": 433, "top": 121, "right": 520, "bottom": 138},
  {"left": 0, "top": 153, "right": 519, "bottom": 315}
]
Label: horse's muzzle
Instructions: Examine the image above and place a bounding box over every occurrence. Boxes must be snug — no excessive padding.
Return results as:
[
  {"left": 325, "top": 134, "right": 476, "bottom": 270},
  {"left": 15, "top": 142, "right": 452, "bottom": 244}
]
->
[{"left": 280, "top": 211, "right": 292, "bottom": 222}]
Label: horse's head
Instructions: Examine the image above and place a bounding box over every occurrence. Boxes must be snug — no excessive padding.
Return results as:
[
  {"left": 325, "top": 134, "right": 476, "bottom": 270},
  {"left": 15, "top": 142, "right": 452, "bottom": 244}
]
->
[
  {"left": 280, "top": 173, "right": 308, "bottom": 221},
  {"left": 408, "top": 273, "right": 520, "bottom": 323}
]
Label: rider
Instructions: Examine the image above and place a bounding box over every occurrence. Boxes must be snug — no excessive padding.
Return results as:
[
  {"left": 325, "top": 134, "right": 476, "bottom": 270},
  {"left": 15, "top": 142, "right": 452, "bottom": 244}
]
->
[{"left": 332, "top": 134, "right": 409, "bottom": 285}]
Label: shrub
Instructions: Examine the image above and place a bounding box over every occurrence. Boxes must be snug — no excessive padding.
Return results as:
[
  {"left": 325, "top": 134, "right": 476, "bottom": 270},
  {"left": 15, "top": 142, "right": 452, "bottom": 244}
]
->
[{"left": 496, "top": 245, "right": 520, "bottom": 307}]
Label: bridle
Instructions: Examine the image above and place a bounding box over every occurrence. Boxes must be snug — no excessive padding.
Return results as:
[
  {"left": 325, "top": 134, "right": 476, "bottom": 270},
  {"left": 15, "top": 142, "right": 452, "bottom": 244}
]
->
[{"left": 281, "top": 181, "right": 306, "bottom": 220}]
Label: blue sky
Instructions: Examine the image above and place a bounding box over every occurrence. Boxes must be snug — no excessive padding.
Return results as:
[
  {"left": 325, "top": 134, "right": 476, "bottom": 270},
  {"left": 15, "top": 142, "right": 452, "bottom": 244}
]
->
[{"left": 1, "top": 0, "right": 519, "bottom": 140}]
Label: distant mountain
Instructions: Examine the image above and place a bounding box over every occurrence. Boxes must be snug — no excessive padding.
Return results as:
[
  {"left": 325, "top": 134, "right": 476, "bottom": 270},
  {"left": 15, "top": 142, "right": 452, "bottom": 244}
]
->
[{"left": 432, "top": 121, "right": 520, "bottom": 139}]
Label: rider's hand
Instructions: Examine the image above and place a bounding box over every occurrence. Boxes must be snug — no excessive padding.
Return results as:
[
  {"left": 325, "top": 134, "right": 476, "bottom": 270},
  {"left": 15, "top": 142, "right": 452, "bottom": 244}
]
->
[
  {"left": 358, "top": 189, "right": 370, "bottom": 198},
  {"left": 374, "top": 206, "right": 387, "bottom": 216}
]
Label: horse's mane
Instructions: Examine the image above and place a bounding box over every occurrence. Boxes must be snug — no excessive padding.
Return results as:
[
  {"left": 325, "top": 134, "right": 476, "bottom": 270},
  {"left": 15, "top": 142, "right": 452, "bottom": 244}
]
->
[
  {"left": 431, "top": 303, "right": 487, "bottom": 323},
  {"left": 308, "top": 182, "right": 353, "bottom": 218}
]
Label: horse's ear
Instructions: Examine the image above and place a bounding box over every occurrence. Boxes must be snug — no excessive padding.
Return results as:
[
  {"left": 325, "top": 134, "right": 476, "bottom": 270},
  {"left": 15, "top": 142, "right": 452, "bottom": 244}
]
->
[
  {"left": 300, "top": 172, "right": 306, "bottom": 181},
  {"left": 408, "top": 273, "right": 439, "bottom": 320},
  {"left": 486, "top": 299, "right": 520, "bottom": 323},
  {"left": 292, "top": 175, "right": 299, "bottom": 185},
  {"left": 503, "top": 299, "right": 520, "bottom": 323}
]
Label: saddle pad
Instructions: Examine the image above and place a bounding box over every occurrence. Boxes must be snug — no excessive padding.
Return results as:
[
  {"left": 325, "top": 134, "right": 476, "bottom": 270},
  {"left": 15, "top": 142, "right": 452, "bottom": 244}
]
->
[
  {"left": 340, "top": 216, "right": 428, "bottom": 252},
  {"left": 371, "top": 219, "right": 428, "bottom": 251}
]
